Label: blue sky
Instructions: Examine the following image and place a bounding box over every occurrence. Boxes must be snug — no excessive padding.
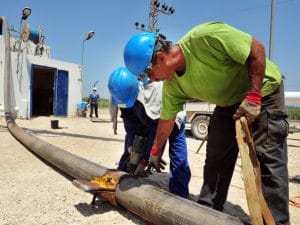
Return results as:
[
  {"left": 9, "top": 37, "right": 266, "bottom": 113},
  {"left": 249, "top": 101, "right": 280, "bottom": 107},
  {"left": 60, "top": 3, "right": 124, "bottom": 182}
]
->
[{"left": 2, "top": 0, "right": 299, "bottom": 98}]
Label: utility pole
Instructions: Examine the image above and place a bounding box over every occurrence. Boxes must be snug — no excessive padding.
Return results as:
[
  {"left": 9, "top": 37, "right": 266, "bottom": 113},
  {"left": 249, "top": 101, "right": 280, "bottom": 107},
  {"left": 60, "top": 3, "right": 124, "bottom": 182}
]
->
[
  {"left": 269, "top": 0, "right": 275, "bottom": 60},
  {"left": 135, "top": 0, "right": 175, "bottom": 33}
]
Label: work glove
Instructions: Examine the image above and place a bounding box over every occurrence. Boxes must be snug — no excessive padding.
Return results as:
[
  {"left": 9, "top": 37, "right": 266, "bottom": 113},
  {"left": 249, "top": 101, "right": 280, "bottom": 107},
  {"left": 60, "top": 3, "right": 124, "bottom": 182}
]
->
[
  {"left": 129, "top": 136, "right": 145, "bottom": 172},
  {"left": 133, "top": 159, "right": 149, "bottom": 177},
  {"left": 147, "top": 146, "right": 166, "bottom": 173},
  {"left": 233, "top": 92, "right": 262, "bottom": 123}
]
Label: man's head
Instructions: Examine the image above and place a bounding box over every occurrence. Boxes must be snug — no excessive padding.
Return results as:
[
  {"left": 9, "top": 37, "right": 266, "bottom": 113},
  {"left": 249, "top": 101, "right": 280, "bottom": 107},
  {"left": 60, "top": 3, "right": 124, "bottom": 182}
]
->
[
  {"left": 93, "top": 87, "right": 97, "bottom": 92},
  {"left": 124, "top": 32, "right": 174, "bottom": 82}
]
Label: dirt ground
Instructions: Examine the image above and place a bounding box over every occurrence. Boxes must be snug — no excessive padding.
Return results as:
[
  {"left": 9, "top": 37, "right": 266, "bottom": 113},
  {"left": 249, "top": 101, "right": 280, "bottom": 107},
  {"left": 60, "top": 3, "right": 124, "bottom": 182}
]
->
[{"left": 0, "top": 108, "right": 299, "bottom": 225}]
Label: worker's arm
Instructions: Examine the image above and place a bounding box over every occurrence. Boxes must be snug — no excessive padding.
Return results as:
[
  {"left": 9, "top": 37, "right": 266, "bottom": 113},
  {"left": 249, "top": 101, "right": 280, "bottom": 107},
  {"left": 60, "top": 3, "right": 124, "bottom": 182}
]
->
[
  {"left": 154, "top": 118, "right": 175, "bottom": 150},
  {"left": 148, "top": 118, "right": 175, "bottom": 172},
  {"left": 233, "top": 38, "right": 265, "bottom": 122},
  {"left": 247, "top": 37, "right": 266, "bottom": 93}
]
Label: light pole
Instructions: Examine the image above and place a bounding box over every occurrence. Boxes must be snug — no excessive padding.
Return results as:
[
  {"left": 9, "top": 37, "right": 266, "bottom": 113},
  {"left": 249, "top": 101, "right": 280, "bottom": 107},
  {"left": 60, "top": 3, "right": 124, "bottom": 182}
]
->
[
  {"left": 80, "top": 31, "right": 95, "bottom": 81},
  {"left": 93, "top": 80, "right": 99, "bottom": 88},
  {"left": 20, "top": 7, "right": 31, "bottom": 31},
  {"left": 17, "top": 7, "right": 32, "bottom": 73},
  {"left": 269, "top": 0, "right": 275, "bottom": 60}
]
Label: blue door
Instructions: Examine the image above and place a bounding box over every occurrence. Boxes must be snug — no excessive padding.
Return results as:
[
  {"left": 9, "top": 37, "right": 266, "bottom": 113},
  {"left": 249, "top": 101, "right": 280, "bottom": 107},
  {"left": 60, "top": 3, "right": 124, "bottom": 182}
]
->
[{"left": 54, "top": 70, "right": 68, "bottom": 116}]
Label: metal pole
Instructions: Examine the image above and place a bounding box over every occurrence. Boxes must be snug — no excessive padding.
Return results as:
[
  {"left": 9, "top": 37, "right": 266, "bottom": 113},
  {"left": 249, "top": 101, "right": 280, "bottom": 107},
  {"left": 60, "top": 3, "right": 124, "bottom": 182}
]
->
[
  {"left": 80, "top": 40, "right": 85, "bottom": 81},
  {"left": 269, "top": 0, "right": 276, "bottom": 60},
  {"left": 148, "top": 0, "right": 159, "bottom": 32},
  {"left": 1, "top": 16, "right": 12, "bottom": 115}
]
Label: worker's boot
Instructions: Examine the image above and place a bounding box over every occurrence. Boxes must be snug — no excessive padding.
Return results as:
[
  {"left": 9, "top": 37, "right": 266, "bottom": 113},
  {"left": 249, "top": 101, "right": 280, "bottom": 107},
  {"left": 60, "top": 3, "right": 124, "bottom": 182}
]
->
[{"left": 129, "top": 135, "right": 146, "bottom": 172}]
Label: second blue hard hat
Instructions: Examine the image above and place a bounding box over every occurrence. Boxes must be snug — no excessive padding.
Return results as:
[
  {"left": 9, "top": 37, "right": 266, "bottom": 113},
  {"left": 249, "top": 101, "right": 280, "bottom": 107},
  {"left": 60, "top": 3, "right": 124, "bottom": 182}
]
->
[{"left": 108, "top": 67, "right": 139, "bottom": 108}]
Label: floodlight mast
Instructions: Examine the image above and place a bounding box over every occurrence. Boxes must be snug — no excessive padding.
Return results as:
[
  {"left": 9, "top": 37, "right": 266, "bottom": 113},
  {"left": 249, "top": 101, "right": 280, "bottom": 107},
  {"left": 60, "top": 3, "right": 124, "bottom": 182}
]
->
[
  {"left": 135, "top": 0, "right": 175, "bottom": 33},
  {"left": 148, "top": 0, "right": 174, "bottom": 32}
]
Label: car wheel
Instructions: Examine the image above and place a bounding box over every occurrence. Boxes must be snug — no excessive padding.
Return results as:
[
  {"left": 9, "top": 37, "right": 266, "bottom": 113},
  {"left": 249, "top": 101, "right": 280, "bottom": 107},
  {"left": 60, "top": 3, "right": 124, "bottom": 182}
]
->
[{"left": 191, "top": 115, "right": 210, "bottom": 140}]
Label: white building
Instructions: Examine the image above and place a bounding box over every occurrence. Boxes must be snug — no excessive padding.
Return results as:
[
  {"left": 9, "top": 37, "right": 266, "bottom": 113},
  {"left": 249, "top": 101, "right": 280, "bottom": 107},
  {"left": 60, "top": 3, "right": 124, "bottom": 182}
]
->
[{"left": 0, "top": 18, "right": 82, "bottom": 119}]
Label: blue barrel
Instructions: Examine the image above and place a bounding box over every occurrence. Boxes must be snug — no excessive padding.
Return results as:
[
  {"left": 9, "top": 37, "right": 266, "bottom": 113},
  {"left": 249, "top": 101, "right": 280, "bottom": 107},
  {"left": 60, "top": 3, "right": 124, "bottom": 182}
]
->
[{"left": 29, "top": 27, "right": 40, "bottom": 44}]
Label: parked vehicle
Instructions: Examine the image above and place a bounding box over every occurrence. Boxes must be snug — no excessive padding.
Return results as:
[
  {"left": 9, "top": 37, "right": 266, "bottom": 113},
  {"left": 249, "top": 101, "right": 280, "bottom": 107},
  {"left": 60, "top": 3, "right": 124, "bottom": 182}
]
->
[
  {"left": 185, "top": 92, "right": 300, "bottom": 140},
  {"left": 185, "top": 101, "right": 215, "bottom": 140}
]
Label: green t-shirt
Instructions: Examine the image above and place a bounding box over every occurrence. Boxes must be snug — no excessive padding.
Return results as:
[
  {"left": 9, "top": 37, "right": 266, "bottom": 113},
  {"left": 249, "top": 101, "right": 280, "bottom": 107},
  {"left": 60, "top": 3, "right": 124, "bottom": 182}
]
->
[{"left": 161, "top": 22, "right": 282, "bottom": 120}]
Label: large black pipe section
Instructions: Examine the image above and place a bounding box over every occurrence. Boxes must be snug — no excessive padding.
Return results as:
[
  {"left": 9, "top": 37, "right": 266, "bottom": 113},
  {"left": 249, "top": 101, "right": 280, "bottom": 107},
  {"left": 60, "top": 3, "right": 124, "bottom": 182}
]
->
[
  {"left": 5, "top": 114, "right": 108, "bottom": 180},
  {"left": 116, "top": 176, "right": 243, "bottom": 225},
  {"left": 2, "top": 16, "right": 243, "bottom": 225}
]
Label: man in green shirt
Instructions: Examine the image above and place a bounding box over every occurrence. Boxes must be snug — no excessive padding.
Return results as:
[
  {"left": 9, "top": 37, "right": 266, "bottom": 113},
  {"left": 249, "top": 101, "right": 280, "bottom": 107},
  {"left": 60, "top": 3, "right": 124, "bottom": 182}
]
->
[{"left": 123, "top": 22, "right": 289, "bottom": 224}]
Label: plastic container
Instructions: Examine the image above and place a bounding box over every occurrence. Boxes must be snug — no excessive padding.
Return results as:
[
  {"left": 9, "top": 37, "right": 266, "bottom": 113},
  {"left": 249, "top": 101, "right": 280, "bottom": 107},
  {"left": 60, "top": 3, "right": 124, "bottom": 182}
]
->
[
  {"left": 29, "top": 27, "right": 40, "bottom": 44},
  {"left": 51, "top": 120, "right": 59, "bottom": 129},
  {"left": 76, "top": 102, "right": 87, "bottom": 110}
]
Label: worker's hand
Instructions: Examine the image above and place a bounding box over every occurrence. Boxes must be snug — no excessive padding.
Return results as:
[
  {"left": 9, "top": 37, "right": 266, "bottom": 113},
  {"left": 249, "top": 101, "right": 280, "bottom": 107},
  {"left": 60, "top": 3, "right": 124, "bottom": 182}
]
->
[
  {"left": 147, "top": 146, "right": 166, "bottom": 172},
  {"left": 233, "top": 92, "right": 262, "bottom": 123},
  {"left": 133, "top": 159, "right": 148, "bottom": 177}
]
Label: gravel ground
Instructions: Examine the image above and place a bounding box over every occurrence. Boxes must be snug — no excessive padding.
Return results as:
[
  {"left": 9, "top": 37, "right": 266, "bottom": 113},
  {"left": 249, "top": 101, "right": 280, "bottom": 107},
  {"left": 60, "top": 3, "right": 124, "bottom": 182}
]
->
[{"left": 0, "top": 109, "right": 299, "bottom": 225}]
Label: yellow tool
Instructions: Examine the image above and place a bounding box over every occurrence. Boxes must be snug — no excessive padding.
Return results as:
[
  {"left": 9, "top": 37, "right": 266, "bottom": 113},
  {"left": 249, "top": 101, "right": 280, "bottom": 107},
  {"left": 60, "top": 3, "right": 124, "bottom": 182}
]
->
[
  {"left": 73, "top": 170, "right": 129, "bottom": 206},
  {"left": 235, "top": 117, "right": 275, "bottom": 225}
]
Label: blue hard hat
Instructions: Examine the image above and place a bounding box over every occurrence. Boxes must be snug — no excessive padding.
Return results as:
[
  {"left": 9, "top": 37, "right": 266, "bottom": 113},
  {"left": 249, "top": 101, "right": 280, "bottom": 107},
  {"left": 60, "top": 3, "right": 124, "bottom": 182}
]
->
[
  {"left": 108, "top": 67, "right": 139, "bottom": 108},
  {"left": 123, "top": 32, "right": 156, "bottom": 76}
]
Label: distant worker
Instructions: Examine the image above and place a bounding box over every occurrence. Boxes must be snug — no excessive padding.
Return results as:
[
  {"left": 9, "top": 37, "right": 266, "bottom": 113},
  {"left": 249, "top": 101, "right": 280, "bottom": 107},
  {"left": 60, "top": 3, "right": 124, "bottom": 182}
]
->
[
  {"left": 108, "top": 67, "right": 191, "bottom": 198},
  {"left": 89, "top": 87, "right": 100, "bottom": 118},
  {"left": 123, "top": 22, "right": 290, "bottom": 224}
]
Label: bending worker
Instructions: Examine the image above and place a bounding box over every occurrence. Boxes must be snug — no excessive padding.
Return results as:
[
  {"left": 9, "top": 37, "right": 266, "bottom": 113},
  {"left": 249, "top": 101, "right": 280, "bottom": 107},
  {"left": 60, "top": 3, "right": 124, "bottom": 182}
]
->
[
  {"left": 108, "top": 67, "right": 191, "bottom": 198},
  {"left": 123, "top": 22, "right": 290, "bottom": 224}
]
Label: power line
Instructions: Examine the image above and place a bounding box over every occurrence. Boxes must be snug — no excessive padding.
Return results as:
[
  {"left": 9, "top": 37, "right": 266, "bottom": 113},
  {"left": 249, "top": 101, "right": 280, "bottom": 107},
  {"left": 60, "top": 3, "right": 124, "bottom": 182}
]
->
[{"left": 135, "top": 0, "right": 175, "bottom": 33}]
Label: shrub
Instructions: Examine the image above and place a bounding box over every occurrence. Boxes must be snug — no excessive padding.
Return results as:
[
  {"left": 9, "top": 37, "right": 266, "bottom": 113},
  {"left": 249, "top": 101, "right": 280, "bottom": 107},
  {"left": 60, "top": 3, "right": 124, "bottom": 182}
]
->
[{"left": 288, "top": 108, "right": 300, "bottom": 120}]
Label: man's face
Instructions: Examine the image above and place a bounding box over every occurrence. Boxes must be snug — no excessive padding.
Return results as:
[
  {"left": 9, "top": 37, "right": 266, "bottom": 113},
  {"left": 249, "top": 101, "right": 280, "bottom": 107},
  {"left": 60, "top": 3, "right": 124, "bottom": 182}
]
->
[{"left": 147, "top": 52, "right": 175, "bottom": 82}]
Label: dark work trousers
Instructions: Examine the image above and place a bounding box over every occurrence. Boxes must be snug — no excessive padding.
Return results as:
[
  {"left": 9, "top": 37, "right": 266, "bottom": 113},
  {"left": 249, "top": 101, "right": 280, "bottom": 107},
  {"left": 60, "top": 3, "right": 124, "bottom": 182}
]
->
[
  {"left": 117, "top": 102, "right": 191, "bottom": 198},
  {"left": 117, "top": 101, "right": 157, "bottom": 171},
  {"left": 198, "top": 82, "right": 290, "bottom": 225},
  {"left": 90, "top": 103, "right": 98, "bottom": 118}
]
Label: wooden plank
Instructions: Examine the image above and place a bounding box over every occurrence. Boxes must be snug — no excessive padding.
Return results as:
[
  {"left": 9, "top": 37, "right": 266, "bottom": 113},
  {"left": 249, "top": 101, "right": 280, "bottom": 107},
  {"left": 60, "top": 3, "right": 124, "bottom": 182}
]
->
[
  {"left": 236, "top": 119, "right": 263, "bottom": 225},
  {"left": 240, "top": 118, "right": 276, "bottom": 225}
]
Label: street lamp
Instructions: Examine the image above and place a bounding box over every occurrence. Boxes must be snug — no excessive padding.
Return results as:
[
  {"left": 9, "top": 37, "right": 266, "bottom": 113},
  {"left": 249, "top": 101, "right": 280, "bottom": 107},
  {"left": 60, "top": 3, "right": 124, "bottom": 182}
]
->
[
  {"left": 21, "top": 7, "right": 32, "bottom": 20},
  {"left": 17, "top": 7, "right": 32, "bottom": 73},
  {"left": 93, "top": 80, "right": 99, "bottom": 88},
  {"left": 20, "top": 7, "right": 31, "bottom": 33},
  {"left": 80, "top": 30, "right": 95, "bottom": 81}
]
